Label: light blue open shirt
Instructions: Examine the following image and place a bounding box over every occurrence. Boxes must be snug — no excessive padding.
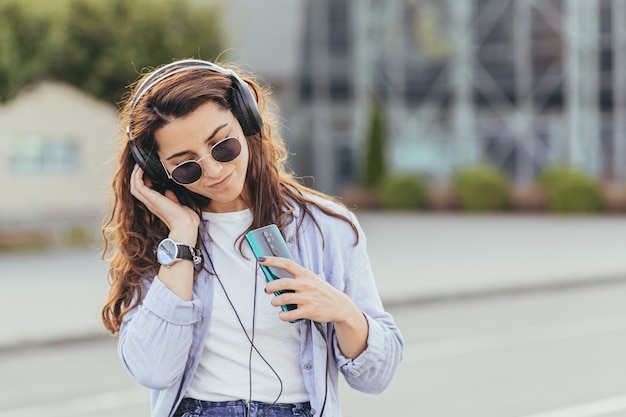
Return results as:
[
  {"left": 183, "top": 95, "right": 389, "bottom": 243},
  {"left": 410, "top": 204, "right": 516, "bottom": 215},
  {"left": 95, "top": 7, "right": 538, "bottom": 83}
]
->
[{"left": 117, "top": 198, "right": 404, "bottom": 417}]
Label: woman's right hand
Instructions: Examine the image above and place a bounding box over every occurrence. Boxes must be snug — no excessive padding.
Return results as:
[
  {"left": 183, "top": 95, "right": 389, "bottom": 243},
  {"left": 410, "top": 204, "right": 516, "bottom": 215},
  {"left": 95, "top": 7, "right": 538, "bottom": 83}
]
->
[{"left": 130, "top": 164, "right": 200, "bottom": 245}]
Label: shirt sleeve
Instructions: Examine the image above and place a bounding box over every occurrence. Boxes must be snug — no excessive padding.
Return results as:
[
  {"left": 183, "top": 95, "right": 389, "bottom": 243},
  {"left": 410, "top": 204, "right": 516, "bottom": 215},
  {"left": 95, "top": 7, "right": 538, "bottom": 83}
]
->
[
  {"left": 117, "top": 276, "right": 203, "bottom": 390},
  {"left": 330, "top": 214, "right": 404, "bottom": 393}
]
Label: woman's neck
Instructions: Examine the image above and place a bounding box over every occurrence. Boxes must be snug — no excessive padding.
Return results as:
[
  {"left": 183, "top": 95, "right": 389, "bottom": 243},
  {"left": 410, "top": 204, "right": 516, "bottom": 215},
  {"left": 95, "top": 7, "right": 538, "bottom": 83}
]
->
[{"left": 204, "top": 196, "right": 249, "bottom": 213}]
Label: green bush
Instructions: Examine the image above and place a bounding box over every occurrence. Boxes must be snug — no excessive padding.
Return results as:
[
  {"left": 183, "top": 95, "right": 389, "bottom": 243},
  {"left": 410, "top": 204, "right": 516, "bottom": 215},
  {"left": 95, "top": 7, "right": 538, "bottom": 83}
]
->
[
  {"left": 452, "top": 164, "right": 509, "bottom": 211},
  {"left": 537, "top": 166, "right": 604, "bottom": 213},
  {"left": 377, "top": 174, "right": 426, "bottom": 210}
]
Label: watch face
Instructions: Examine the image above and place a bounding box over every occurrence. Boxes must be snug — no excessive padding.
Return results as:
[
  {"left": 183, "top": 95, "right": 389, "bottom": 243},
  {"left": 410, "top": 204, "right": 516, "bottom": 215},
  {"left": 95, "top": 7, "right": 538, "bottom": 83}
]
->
[{"left": 157, "top": 239, "right": 178, "bottom": 266}]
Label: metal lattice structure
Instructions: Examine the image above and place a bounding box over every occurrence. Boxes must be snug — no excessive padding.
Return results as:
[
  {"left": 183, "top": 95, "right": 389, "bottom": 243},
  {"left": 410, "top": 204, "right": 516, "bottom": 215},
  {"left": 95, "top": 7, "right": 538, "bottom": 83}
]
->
[{"left": 290, "top": 0, "right": 626, "bottom": 193}]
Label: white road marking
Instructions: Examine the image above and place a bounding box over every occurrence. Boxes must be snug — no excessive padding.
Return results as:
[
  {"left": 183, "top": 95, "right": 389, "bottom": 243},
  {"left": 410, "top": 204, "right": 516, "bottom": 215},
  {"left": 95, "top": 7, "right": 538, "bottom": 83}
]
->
[
  {"left": 0, "top": 388, "right": 147, "bottom": 417},
  {"left": 515, "top": 395, "right": 626, "bottom": 417},
  {"left": 405, "top": 313, "right": 626, "bottom": 362}
]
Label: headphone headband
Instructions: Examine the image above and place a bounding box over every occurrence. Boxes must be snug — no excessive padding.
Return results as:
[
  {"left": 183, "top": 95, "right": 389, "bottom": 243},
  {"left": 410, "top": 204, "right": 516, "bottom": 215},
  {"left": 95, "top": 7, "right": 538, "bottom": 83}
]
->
[
  {"left": 130, "top": 60, "right": 235, "bottom": 113},
  {"left": 127, "top": 59, "right": 263, "bottom": 138}
]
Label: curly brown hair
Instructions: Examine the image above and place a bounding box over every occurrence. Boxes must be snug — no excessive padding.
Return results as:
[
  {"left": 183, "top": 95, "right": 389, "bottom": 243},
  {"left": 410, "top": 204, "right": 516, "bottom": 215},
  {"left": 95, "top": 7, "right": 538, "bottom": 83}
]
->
[{"left": 101, "top": 60, "right": 357, "bottom": 334}]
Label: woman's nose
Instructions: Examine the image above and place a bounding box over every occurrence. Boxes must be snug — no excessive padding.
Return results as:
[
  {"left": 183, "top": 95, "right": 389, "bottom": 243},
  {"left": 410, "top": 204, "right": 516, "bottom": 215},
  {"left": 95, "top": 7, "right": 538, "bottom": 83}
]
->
[{"left": 199, "top": 154, "right": 222, "bottom": 177}]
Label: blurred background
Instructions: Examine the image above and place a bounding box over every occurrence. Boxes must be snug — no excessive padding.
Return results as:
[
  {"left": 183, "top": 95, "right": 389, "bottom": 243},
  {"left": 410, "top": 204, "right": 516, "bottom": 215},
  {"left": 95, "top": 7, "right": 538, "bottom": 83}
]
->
[
  {"left": 3, "top": 0, "right": 626, "bottom": 239},
  {"left": 1, "top": 0, "right": 626, "bottom": 416}
]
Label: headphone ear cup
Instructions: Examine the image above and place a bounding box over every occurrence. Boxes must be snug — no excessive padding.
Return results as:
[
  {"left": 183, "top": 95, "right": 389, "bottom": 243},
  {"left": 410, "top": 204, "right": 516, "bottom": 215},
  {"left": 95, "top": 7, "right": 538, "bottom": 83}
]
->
[
  {"left": 129, "top": 141, "right": 170, "bottom": 185},
  {"left": 230, "top": 80, "right": 263, "bottom": 137}
]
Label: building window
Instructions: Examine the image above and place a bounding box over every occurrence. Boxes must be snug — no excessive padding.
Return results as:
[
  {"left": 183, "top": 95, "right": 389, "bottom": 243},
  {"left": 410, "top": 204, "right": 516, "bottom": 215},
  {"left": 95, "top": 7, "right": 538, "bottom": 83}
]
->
[
  {"left": 336, "top": 140, "right": 354, "bottom": 185},
  {"left": 328, "top": 0, "right": 350, "bottom": 56},
  {"left": 8, "top": 136, "right": 79, "bottom": 174},
  {"left": 300, "top": 74, "right": 313, "bottom": 102},
  {"left": 330, "top": 74, "right": 353, "bottom": 101}
]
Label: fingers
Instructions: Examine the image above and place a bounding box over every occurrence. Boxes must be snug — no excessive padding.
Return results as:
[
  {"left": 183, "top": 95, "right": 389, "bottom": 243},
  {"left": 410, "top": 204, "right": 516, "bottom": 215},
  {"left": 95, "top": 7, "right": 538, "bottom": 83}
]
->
[
  {"left": 130, "top": 164, "right": 151, "bottom": 200},
  {"left": 130, "top": 164, "right": 161, "bottom": 213},
  {"left": 130, "top": 164, "right": 168, "bottom": 206},
  {"left": 267, "top": 288, "right": 306, "bottom": 322},
  {"left": 129, "top": 164, "right": 200, "bottom": 235},
  {"left": 260, "top": 259, "right": 354, "bottom": 324},
  {"left": 136, "top": 164, "right": 154, "bottom": 189},
  {"left": 258, "top": 256, "right": 306, "bottom": 277},
  {"left": 163, "top": 188, "right": 181, "bottom": 205},
  {"left": 259, "top": 257, "right": 335, "bottom": 323},
  {"left": 259, "top": 257, "right": 316, "bottom": 296},
  {"left": 267, "top": 277, "right": 333, "bottom": 324}
]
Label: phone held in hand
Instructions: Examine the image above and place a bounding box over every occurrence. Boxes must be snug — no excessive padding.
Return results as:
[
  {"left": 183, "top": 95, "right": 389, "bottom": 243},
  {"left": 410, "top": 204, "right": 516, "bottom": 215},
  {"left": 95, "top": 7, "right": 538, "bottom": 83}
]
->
[{"left": 245, "top": 224, "right": 297, "bottom": 314}]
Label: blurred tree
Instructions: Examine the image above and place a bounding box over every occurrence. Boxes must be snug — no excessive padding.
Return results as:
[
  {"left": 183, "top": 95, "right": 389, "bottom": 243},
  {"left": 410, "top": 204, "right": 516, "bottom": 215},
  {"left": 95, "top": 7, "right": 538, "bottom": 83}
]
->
[
  {"left": 362, "top": 96, "right": 388, "bottom": 188},
  {"left": 0, "top": 2, "right": 56, "bottom": 101},
  {"left": 0, "top": 0, "right": 223, "bottom": 104}
]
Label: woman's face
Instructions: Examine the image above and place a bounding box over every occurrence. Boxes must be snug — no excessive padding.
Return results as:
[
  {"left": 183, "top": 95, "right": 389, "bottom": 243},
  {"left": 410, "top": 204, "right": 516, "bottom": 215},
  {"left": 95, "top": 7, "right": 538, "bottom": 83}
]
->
[{"left": 154, "top": 101, "right": 250, "bottom": 212}]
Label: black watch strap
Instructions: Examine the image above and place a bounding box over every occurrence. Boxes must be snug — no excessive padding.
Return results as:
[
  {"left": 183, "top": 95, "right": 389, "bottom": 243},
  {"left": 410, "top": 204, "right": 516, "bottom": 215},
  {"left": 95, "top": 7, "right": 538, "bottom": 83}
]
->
[
  {"left": 178, "top": 243, "right": 202, "bottom": 265},
  {"left": 177, "top": 244, "right": 194, "bottom": 261}
]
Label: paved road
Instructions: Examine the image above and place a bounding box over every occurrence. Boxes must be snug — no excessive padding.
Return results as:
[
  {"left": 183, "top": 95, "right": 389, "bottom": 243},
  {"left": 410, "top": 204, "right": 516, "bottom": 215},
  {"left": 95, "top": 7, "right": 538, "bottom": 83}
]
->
[
  {"left": 2, "top": 213, "right": 626, "bottom": 349},
  {"left": 1, "top": 279, "right": 625, "bottom": 417},
  {"left": 340, "top": 280, "right": 626, "bottom": 417}
]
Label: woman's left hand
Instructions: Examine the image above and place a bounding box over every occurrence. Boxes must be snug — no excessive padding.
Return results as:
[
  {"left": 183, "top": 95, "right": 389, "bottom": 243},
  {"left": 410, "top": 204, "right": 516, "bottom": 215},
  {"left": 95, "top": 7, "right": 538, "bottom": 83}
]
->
[{"left": 259, "top": 256, "right": 369, "bottom": 358}]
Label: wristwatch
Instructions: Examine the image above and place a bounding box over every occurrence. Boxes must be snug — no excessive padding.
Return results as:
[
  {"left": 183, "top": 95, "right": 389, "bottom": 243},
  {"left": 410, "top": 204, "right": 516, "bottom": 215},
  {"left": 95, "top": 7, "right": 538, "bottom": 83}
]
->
[{"left": 157, "top": 238, "right": 201, "bottom": 267}]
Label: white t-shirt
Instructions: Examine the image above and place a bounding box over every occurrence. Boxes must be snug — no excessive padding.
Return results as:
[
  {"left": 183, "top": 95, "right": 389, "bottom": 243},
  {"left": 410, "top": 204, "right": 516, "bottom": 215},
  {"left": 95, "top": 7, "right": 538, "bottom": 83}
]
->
[{"left": 185, "top": 209, "right": 309, "bottom": 403}]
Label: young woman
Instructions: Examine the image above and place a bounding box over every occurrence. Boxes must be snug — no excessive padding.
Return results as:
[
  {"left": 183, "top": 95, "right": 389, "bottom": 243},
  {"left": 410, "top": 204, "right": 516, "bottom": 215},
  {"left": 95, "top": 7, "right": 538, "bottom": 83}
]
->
[{"left": 101, "top": 59, "right": 403, "bottom": 417}]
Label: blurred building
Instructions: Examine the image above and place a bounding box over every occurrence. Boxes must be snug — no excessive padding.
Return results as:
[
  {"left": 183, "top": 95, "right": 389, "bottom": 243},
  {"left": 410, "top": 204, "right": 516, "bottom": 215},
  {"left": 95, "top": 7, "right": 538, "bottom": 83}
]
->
[
  {"left": 4, "top": 0, "right": 621, "bottom": 230},
  {"left": 213, "top": 0, "right": 626, "bottom": 193},
  {"left": 0, "top": 81, "right": 118, "bottom": 236}
]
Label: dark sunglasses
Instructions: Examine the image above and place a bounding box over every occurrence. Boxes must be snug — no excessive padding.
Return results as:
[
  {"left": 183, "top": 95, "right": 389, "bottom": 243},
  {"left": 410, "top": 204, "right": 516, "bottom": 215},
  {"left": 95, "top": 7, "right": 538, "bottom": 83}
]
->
[{"left": 162, "top": 136, "right": 242, "bottom": 185}]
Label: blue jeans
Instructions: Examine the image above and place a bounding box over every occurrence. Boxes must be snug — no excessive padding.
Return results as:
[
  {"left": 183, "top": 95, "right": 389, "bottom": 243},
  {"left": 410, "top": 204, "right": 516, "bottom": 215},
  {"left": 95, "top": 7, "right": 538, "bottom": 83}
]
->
[{"left": 173, "top": 398, "right": 314, "bottom": 417}]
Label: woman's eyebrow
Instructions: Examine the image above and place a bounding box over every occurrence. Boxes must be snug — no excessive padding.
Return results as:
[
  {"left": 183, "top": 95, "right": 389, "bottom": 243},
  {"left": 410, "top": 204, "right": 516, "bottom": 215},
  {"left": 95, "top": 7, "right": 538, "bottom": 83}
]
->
[
  {"left": 205, "top": 123, "right": 229, "bottom": 144},
  {"left": 165, "top": 123, "right": 228, "bottom": 161}
]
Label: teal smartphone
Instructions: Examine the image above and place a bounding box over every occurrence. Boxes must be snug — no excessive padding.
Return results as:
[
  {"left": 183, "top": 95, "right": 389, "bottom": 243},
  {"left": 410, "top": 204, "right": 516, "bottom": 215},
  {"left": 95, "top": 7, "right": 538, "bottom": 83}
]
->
[{"left": 245, "top": 224, "right": 297, "bottom": 313}]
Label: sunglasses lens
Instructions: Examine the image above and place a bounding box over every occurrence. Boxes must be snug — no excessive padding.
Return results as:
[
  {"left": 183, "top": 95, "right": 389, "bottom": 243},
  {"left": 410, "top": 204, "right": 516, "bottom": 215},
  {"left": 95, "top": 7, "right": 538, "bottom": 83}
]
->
[
  {"left": 212, "top": 137, "right": 242, "bottom": 162},
  {"left": 168, "top": 138, "right": 241, "bottom": 185},
  {"left": 171, "top": 161, "right": 202, "bottom": 184}
]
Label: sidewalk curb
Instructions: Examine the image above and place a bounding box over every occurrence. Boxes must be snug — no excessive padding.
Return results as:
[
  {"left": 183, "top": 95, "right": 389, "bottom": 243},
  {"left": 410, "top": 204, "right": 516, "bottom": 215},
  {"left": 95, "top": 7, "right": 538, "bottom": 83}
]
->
[
  {"left": 0, "top": 330, "right": 112, "bottom": 354},
  {"left": 3, "top": 273, "right": 625, "bottom": 353},
  {"left": 383, "top": 273, "right": 626, "bottom": 309}
]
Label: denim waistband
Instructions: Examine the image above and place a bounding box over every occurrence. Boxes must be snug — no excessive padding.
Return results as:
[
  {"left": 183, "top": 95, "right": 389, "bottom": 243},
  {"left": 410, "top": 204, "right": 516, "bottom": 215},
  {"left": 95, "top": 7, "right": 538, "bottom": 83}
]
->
[{"left": 174, "top": 398, "right": 313, "bottom": 417}]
